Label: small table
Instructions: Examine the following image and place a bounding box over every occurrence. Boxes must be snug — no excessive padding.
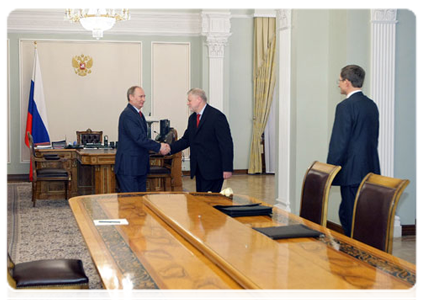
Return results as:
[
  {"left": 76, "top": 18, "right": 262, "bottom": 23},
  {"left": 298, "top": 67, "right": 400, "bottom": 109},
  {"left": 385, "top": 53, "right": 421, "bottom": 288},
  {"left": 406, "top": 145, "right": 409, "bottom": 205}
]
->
[{"left": 69, "top": 192, "right": 415, "bottom": 290}]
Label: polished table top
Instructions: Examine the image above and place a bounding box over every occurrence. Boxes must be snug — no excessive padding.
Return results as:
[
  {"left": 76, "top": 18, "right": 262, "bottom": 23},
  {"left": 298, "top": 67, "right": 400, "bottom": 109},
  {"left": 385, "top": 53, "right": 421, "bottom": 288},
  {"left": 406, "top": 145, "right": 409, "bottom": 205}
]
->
[{"left": 69, "top": 192, "right": 415, "bottom": 290}]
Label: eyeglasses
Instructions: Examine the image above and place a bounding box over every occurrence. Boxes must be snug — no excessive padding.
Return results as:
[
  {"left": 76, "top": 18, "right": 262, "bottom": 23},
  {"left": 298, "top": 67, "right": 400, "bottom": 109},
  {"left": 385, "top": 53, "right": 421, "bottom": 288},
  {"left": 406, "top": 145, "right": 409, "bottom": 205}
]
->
[{"left": 337, "top": 78, "right": 346, "bottom": 84}]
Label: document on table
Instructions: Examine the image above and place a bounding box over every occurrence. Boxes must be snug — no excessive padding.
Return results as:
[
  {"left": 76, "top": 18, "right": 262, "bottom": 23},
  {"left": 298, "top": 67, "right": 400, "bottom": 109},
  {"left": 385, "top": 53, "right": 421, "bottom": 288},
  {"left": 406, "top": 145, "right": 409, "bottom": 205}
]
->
[{"left": 94, "top": 219, "right": 128, "bottom": 226}]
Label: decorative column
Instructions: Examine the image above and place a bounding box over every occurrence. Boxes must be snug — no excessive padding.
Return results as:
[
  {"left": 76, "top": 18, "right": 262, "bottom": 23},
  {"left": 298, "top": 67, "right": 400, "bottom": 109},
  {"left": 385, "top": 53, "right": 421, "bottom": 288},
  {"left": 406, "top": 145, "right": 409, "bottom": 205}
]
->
[
  {"left": 371, "top": 9, "right": 401, "bottom": 236},
  {"left": 275, "top": 9, "right": 292, "bottom": 212},
  {"left": 371, "top": 9, "right": 397, "bottom": 178},
  {"left": 201, "top": 10, "right": 231, "bottom": 112}
]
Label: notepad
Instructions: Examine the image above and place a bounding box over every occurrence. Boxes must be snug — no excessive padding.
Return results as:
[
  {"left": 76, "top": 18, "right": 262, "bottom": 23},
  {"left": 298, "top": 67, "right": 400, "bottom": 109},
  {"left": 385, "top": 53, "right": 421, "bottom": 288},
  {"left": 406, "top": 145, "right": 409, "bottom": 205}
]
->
[
  {"left": 253, "top": 224, "right": 323, "bottom": 239},
  {"left": 214, "top": 203, "right": 272, "bottom": 217},
  {"left": 94, "top": 219, "right": 128, "bottom": 226}
]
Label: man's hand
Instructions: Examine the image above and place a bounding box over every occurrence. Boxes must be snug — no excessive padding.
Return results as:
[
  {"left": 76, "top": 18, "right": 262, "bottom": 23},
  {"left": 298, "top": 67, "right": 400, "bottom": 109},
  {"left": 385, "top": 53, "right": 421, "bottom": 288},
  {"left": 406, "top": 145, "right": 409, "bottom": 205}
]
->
[
  {"left": 159, "top": 143, "right": 170, "bottom": 155},
  {"left": 223, "top": 172, "right": 232, "bottom": 179}
]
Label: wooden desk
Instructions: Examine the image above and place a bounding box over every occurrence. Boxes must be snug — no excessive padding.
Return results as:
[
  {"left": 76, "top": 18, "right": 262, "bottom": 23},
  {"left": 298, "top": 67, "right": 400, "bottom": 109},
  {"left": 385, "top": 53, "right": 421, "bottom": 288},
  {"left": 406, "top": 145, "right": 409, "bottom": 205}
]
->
[
  {"left": 35, "top": 148, "right": 182, "bottom": 199},
  {"left": 69, "top": 192, "right": 415, "bottom": 290}
]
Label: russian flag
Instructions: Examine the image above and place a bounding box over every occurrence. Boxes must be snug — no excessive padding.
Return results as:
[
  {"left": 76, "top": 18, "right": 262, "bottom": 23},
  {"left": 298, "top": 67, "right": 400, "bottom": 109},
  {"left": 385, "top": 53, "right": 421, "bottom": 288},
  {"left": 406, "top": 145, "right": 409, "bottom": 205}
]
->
[{"left": 24, "top": 47, "right": 50, "bottom": 180}]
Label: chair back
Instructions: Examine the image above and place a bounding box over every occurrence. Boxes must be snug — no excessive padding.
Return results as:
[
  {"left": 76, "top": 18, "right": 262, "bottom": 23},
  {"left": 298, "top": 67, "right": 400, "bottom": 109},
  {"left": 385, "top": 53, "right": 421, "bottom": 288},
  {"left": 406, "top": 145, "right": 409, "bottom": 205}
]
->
[
  {"left": 351, "top": 173, "right": 409, "bottom": 253},
  {"left": 300, "top": 161, "right": 341, "bottom": 226},
  {"left": 164, "top": 128, "right": 178, "bottom": 144},
  {"left": 76, "top": 128, "right": 103, "bottom": 145}
]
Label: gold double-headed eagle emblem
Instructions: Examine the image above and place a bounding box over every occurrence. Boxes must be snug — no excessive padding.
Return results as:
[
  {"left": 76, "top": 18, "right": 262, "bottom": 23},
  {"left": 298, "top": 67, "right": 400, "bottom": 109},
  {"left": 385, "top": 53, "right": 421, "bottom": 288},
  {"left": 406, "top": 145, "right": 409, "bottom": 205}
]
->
[{"left": 72, "top": 54, "right": 93, "bottom": 76}]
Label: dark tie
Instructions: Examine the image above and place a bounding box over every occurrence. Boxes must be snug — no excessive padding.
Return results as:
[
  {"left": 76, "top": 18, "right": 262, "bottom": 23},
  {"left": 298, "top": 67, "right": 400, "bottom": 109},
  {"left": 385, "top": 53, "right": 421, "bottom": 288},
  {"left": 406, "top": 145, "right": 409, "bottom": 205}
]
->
[{"left": 196, "top": 114, "right": 201, "bottom": 127}]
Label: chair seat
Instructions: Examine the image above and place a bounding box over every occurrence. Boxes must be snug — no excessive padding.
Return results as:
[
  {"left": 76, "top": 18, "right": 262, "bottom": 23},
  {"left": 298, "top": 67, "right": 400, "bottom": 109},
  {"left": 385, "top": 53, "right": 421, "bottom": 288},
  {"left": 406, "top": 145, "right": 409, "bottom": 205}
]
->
[
  {"left": 12, "top": 259, "right": 89, "bottom": 289},
  {"left": 37, "top": 168, "right": 69, "bottom": 178},
  {"left": 149, "top": 166, "right": 171, "bottom": 175}
]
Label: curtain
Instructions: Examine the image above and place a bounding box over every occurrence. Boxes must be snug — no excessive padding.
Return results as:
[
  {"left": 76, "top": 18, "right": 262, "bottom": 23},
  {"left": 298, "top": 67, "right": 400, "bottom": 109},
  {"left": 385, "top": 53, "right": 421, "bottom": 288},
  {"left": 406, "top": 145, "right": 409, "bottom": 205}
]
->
[
  {"left": 264, "top": 87, "right": 276, "bottom": 173},
  {"left": 248, "top": 17, "right": 277, "bottom": 174}
]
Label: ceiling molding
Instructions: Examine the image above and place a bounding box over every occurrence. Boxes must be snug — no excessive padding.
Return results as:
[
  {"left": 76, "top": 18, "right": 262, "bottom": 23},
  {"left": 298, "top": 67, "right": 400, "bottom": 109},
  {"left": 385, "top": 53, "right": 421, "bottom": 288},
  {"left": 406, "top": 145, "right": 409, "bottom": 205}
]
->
[{"left": 7, "top": 9, "right": 204, "bottom": 37}]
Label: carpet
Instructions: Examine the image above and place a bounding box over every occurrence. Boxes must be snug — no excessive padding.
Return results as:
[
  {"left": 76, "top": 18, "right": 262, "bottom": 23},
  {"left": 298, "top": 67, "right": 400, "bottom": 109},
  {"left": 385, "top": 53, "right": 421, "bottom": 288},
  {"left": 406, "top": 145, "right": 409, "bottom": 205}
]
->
[{"left": 7, "top": 183, "right": 103, "bottom": 289}]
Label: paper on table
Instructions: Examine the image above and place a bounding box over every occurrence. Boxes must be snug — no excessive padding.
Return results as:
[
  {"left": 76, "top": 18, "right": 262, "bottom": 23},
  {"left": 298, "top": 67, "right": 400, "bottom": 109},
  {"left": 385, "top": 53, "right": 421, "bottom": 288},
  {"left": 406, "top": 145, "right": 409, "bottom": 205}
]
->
[{"left": 94, "top": 219, "right": 128, "bottom": 226}]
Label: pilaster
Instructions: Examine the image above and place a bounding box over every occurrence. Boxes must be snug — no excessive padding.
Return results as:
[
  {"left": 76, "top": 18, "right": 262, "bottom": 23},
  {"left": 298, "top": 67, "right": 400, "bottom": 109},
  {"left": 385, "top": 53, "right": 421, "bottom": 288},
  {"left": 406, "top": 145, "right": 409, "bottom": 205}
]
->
[
  {"left": 371, "top": 9, "right": 401, "bottom": 236},
  {"left": 201, "top": 10, "right": 231, "bottom": 111},
  {"left": 371, "top": 9, "right": 397, "bottom": 178},
  {"left": 275, "top": 9, "right": 292, "bottom": 212}
]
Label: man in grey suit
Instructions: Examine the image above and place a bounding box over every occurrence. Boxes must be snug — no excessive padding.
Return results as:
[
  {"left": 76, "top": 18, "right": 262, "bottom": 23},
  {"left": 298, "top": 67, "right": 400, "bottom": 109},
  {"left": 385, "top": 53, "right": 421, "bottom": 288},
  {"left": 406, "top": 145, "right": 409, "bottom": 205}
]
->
[
  {"left": 327, "top": 65, "right": 380, "bottom": 237},
  {"left": 114, "top": 86, "right": 170, "bottom": 192}
]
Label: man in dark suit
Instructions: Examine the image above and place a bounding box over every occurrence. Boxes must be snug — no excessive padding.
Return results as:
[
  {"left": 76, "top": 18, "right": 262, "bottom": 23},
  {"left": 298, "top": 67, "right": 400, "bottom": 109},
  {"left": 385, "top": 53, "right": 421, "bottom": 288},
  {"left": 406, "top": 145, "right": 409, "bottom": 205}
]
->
[
  {"left": 327, "top": 65, "right": 380, "bottom": 237},
  {"left": 170, "top": 88, "right": 234, "bottom": 192},
  {"left": 115, "top": 86, "right": 170, "bottom": 192}
]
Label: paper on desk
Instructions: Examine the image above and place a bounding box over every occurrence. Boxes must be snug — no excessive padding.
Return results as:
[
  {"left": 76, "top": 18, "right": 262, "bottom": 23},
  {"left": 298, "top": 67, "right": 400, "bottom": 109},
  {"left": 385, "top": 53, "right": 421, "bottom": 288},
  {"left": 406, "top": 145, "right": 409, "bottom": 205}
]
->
[{"left": 94, "top": 219, "right": 128, "bottom": 226}]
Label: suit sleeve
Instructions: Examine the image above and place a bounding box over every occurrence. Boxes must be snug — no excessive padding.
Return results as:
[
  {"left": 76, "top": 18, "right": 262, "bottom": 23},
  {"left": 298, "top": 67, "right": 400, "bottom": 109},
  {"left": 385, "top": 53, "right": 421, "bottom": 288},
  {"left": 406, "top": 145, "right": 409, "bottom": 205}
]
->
[
  {"left": 122, "top": 112, "right": 161, "bottom": 152},
  {"left": 215, "top": 113, "right": 234, "bottom": 172},
  {"left": 170, "top": 118, "right": 191, "bottom": 154},
  {"left": 327, "top": 102, "right": 352, "bottom": 166}
]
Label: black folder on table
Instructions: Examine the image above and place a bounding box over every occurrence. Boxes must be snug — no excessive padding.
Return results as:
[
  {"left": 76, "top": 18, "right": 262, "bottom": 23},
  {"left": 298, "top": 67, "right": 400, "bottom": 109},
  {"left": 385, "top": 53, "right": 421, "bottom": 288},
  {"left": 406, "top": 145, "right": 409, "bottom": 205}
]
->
[
  {"left": 253, "top": 224, "right": 323, "bottom": 240},
  {"left": 214, "top": 203, "right": 272, "bottom": 217}
]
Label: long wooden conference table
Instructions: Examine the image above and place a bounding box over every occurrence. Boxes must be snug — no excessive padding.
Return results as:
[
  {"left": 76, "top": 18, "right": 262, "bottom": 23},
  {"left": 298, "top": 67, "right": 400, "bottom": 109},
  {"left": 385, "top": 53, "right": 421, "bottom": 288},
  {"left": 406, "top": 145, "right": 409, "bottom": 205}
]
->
[{"left": 69, "top": 192, "right": 416, "bottom": 290}]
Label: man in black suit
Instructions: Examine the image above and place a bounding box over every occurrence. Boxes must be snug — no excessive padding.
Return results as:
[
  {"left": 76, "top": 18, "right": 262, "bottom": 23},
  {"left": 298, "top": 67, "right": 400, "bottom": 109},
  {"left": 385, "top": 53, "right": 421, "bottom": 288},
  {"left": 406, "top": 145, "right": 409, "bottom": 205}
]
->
[
  {"left": 327, "top": 65, "right": 380, "bottom": 237},
  {"left": 115, "top": 86, "right": 170, "bottom": 192},
  {"left": 170, "top": 88, "right": 234, "bottom": 192}
]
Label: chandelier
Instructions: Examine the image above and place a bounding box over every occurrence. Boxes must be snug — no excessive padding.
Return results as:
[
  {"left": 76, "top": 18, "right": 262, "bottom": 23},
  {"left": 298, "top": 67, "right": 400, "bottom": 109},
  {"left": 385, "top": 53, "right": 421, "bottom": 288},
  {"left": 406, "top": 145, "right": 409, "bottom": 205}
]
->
[{"left": 66, "top": 9, "right": 130, "bottom": 39}]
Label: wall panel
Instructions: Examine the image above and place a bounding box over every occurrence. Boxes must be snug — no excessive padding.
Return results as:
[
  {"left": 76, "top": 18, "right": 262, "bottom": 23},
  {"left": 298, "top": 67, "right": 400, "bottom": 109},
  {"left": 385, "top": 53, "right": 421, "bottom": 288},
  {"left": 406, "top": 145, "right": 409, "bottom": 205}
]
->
[
  {"left": 19, "top": 40, "right": 142, "bottom": 162},
  {"left": 151, "top": 42, "right": 190, "bottom": 158}
]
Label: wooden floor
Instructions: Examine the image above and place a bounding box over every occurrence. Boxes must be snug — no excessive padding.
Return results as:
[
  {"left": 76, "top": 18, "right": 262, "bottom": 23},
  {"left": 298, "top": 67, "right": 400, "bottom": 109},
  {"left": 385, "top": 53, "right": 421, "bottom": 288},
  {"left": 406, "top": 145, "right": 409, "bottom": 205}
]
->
[{"left": 182, "top": 174, "right": 416, "bottom": 265}]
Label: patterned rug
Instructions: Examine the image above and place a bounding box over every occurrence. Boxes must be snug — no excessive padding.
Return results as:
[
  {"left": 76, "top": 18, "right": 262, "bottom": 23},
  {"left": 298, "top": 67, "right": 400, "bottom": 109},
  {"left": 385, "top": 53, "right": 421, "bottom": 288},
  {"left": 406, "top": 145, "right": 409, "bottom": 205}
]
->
[{"left": 7, "top": 183, "right": 103, "bottom": 289}]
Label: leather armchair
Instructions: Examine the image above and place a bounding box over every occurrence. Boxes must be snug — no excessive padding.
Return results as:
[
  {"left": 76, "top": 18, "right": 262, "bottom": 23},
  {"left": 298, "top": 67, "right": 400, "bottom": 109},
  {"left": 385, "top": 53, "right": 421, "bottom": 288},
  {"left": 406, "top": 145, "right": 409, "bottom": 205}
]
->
[
  {"left": 351, "top": 173, "right": 409, "bottom": 253},
  {"left": 76, "top": 128, "right": 102, "bottom": 145},
  {"left": 7, "top": 254, "right": 89, "bottom": 289},
  {"left": 299, "top": 161, "right": 341, "bottom": 227}
]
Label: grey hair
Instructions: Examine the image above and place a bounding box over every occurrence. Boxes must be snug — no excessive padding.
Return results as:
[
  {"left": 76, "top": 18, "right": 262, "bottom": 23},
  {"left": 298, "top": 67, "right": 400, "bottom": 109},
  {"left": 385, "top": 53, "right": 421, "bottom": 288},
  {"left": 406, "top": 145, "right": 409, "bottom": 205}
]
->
[{"left": 188, "top": 88, "right": 207, "bottom": 102}]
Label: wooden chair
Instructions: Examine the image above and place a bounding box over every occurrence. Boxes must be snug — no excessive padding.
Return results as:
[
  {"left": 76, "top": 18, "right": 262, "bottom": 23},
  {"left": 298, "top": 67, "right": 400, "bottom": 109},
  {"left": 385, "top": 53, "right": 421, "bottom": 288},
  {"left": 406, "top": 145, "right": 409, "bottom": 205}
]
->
[
  {"left": 27, "top": 132, "right": 71, "bottom": 207},
  {"left": 7, "top": 254, "right": 89, "bottom": 289},
  {"left": 76, "top": 128, "right": 102, "bottom": 145},
  {"left": 299, "top": 161, "right": 341, "bottom": 226},
  {"left": 148, "top": 128, "right": 178, "bottom": 191},
  {"left": 351, "top": 173, "right": 409, "bottom": 254}
]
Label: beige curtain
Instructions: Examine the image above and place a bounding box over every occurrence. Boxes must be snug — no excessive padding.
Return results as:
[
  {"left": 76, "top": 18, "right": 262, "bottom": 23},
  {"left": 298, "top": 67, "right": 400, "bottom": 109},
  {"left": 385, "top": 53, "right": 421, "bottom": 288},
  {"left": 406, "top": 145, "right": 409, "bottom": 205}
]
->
[{"left": 248, "top": 18, "right": 277, "bottom": 174}]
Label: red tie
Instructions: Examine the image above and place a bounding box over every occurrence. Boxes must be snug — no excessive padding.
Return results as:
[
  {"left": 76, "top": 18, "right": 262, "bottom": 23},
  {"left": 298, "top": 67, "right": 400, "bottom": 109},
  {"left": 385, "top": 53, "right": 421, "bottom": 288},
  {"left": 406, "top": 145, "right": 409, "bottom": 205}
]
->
[
  {"left": 139, "top": 111, "right": 143, "bottom": 118},
  {"left": 196, "top": 114, "right": 201, "bottom": 127}
]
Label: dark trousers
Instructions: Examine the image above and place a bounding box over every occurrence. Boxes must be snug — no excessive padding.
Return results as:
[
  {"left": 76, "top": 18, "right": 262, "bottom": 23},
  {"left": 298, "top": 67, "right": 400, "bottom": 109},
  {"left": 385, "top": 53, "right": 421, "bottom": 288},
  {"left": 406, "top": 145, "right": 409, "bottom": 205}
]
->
[
  {"left": 195, "top": 168, "right": 224, "bottom": 193},
  {"left": 339, "top": 185, "right": 359, "bottom": 237},
  {"left": 116, "top": 174, "right": 147, "bottom": 193}
]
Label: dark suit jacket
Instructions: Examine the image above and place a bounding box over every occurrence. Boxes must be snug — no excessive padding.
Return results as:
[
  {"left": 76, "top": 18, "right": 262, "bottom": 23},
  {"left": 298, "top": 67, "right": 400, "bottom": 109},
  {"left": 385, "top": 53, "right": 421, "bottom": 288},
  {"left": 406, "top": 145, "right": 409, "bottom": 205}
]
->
[
  {"left": 171, "top": 104, "right": 234, "bottom": 180},
  {"left": 327, "top": 92, "right": 380, "bottom": 186},
  {"left": 115, "top": 104, "right": 161, "bottom": 176}
]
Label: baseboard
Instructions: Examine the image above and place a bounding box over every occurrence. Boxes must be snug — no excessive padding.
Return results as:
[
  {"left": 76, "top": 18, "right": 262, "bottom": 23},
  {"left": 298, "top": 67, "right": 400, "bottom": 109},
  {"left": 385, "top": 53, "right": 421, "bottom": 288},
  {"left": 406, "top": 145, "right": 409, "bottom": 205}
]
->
[
  {"left": 182, "top": 169, "right": 265, "bottom": 176},
  {"left": 8, "top": 174, "right": 29, "bottom": 182},
  {"left": 402, "top": 224, "right": 416, "bottom": 236},
  {"left": 327, "top": 220, "right": 416, "bottom": 236}
]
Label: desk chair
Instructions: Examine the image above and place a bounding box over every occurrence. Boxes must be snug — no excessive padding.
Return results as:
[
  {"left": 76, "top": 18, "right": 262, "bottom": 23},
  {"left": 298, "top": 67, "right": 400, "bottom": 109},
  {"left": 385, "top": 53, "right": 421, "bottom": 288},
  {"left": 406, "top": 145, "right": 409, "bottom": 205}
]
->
[
  {"left": 76, "top": 128, "right": 102, "bottom": 145},
  {"left": 351, "top": 173, "right": 409, "bottom": 254},
  {"left": 7, "top": 254, "right": 89, "bottom": 289},
  {"left": 148, "top": 128, "right": 178, "bottom": 191},
  {"left": 28, "top": 132, "right": 71, "bottom": 207},
  {"left": 299, "top": 161, "right": 341, "bottom": 226}
]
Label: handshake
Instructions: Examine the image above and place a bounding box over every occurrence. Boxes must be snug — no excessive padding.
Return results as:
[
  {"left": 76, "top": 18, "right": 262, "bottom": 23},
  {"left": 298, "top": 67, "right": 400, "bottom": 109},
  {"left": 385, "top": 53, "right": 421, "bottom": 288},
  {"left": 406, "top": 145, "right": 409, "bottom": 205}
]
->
[{"left": 159, "top": 143, "right": 171, "bottom": 155}]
